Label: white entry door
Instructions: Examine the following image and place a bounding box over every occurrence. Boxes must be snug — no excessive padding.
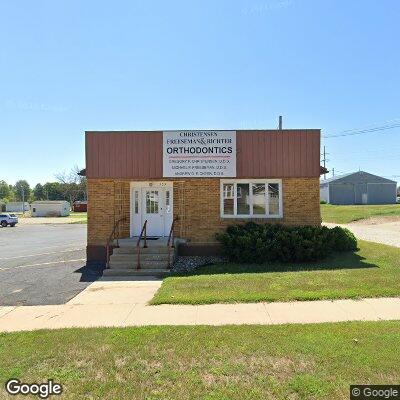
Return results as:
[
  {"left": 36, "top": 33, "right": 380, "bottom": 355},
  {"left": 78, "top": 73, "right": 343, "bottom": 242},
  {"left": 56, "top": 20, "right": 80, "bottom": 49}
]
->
[
  {"left": 142, "top": 188, "right": 163, "bottom": 236},
  {"left": 130, "top": 183, "right": 173, "bottom": 237}
]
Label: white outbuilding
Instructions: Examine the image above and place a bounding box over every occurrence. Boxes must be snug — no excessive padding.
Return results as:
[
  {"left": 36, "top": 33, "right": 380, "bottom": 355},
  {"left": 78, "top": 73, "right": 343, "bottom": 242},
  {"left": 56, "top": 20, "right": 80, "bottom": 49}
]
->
[
  {"left": 31, "top": 201, "right": 71, "bottom": 217},
  {"left": 6, "top": 202, "right": 30, "bottom": 213}
]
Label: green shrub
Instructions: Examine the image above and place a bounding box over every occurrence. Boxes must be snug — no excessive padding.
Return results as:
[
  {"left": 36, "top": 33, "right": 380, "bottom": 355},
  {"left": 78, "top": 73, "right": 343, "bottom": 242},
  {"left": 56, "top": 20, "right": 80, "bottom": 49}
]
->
[
  {"left": 328, "top": 226, "right": 357, "bottom": 251},
  {"left": 320, "top": 200, "right": 327, "bottom": 204},
  {"left": 216, "top": 223, "right": 357, "bottom": 263}
]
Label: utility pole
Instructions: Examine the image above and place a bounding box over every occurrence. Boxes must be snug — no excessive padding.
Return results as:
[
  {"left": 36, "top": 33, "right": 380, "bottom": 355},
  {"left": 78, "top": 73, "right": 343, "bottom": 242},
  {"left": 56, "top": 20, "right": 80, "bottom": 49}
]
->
[
  {"left": 21, "top": 186, "right": 25, "bottom": 216},
  {"left": 332, "top": 168, "right": 335, "bottom": 177},
  {"left": 321, "top": 145, "right": 330, "bottom": 180}
]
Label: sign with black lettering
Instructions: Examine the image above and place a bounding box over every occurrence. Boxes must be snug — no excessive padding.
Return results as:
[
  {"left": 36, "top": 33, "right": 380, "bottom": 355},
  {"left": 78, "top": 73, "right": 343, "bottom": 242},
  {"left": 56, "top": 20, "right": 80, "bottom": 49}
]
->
[{"left": 163, "top": 130, "right": 236, "bottom": 177}]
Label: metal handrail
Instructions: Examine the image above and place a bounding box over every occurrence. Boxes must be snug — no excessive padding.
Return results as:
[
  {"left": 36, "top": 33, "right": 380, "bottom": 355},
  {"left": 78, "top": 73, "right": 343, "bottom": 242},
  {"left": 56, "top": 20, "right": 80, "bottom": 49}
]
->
[
  {"left": 136, "top": 220, "right": 148, "bottom": 270},
  {"left": 106, "top": 217, "right": 126, "bottom": 268},
  {"left": 167, "top": 216, "right": 179, "bottom": 268}
]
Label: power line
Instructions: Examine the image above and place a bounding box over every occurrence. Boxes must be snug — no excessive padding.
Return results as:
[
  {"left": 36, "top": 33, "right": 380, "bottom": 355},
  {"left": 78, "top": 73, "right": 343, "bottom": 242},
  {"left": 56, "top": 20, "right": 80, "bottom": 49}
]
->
[
  {"left": 328, "top": 118, "right": 400, "bottom": 134},
  {"left": 333, "top": 148, "right": 400, "bottom": 157},
  {"left": 323, "top": 122, "right": 400, "bottom": 138},
  {"left": 333, "top": 155, "right": 400, "bottom": 162},
  {"left": 334, "top": 154, "right": 400, "bottom": 162}
]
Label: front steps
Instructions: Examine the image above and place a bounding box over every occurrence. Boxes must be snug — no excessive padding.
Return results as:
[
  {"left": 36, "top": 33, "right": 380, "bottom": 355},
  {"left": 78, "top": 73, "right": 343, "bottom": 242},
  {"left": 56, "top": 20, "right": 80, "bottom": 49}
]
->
[
  {"left": 102, "top": 268, "right": 171, "bottom": 277},
  {"left": 103, "top": 237, "right": 177, "bottom": 277}
]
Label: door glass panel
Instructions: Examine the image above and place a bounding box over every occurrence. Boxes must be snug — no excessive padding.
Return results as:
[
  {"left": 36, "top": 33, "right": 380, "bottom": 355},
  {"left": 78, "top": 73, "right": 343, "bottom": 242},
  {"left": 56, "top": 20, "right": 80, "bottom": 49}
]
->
[
  {"left": 134, "top": 191, "right": 139, "bottom": 214},
  {"left": 222, "top": 183, "right": 234, "bottom": 215},
  {"left": 252, "top": 183, "right": 266, "bottom": 215},
  {"left": 165, "top": 190, "right": 171, "bottom": 213},
  {"left": 268, "top": 183, "right": 280, "bottom": 215},
  {"left": 146, "top": 190, "right": 159, "bottom": 214},
  {"left": 237, "top": 183, "right": 250, "bottom": 215}
]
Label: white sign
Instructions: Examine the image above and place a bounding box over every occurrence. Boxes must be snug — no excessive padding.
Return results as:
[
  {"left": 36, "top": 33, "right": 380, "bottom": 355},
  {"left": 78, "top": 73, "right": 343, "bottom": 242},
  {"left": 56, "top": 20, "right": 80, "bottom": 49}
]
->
[{"left": 163, "top": 130, "right": 236, "bottom": 178}]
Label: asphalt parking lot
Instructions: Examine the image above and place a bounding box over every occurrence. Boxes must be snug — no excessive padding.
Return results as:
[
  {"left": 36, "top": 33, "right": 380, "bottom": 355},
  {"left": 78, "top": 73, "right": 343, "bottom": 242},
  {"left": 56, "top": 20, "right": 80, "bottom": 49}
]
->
[{"left": 0, "top": 224, "right": 101, "bottom": 306}]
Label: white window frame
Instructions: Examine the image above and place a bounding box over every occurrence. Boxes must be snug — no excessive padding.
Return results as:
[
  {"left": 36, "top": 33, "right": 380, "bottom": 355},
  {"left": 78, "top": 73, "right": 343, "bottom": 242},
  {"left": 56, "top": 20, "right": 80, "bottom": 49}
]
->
[
  {"left": 223, "top": 184, "right": 234, "bottom": 199},
  {"left": 220, "top": 179, "right": 283, "bottom": 218}
]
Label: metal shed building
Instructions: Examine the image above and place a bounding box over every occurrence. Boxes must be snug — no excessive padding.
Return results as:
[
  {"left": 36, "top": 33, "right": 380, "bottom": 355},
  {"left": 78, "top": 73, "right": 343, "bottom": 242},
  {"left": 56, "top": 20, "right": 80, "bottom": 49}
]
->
[
  {"left": 320, "top": 171, "right": 397, "bottom": 205},
  {"left": 31, "top": 201, "right": 71, "bottom": 217},
  {"left": 5, "top": 202, "right": 30, "bottom": 213}
]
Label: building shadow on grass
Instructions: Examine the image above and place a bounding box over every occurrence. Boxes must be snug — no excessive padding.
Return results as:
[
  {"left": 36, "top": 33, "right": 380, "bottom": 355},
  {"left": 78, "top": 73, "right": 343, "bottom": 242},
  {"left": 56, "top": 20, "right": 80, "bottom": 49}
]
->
[
  {"left": 176, "top": 250, "right": 378, "bottom": 276},
  {"left": 74, "top": 262, "right": 105, "bottom": 282}
]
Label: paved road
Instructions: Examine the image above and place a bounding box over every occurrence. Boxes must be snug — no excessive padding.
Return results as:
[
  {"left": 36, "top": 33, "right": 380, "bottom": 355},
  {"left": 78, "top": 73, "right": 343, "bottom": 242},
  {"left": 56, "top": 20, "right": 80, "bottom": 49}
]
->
[
  {"left": 0, "top": 224, "right": 101, "bottom": 306},
  {"left": 19, "top": 216, "right": 86, "bottom": 224}
]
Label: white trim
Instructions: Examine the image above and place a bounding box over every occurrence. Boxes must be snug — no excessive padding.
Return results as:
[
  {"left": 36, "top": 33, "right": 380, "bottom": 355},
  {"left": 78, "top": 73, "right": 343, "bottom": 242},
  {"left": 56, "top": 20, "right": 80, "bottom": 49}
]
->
[
  {"left": 233, "top": 182, "right": 238, "bottom": 215},
  {"left": 129, "top": 181, "right": 173, "bottom": 189},
  {"left": 220, "top": 179, "right": 283, "bottom": 219},
  {"left": 129, "top": 181, "right": 173, "bottom": 237}
]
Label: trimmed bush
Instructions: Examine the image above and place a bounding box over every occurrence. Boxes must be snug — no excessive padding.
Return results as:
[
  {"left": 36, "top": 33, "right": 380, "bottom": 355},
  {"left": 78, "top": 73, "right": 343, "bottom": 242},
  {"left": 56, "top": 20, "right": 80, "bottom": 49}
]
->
[
  {"left": 328, "top": 226, "right": 357, "bottom": 251},
  {"left": 216, "top": 223, "right": 357, "bottom": 263}
]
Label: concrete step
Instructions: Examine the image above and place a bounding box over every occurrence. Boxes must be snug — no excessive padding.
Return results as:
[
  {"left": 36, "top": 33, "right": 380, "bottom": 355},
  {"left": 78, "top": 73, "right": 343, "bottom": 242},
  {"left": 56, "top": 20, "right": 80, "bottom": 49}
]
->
[
  {"left": 110, "top": 253, "right": 171, "bottom": 262},
  {"left": 112, "top": 246, "right": 172, "bottom": 255},
  {"left": 103, "top": 268, "right": 170, "bottom": 277},
  {"left": 109, "top": 260, "right": 171, "bottom": 269},
  {"left": 116, "top": 238, "right": 168, "bottom": 247}
]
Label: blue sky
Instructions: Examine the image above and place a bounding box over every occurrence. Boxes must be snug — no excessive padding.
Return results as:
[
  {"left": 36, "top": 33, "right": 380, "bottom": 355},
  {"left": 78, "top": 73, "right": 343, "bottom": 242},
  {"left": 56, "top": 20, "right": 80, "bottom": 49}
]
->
[{"left": 0, "top": 0, "right": 399, "bottom": 186}]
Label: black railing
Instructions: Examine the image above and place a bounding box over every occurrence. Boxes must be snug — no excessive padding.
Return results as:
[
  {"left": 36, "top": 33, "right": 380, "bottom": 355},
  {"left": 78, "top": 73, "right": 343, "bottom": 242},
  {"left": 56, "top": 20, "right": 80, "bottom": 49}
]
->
[
  {"left": 106, "top": 217, "right": 126, "bottom": 268},
  {"left": 136, "top": 220, "right": 148, "bottom": 269},
  {"left": 167, "top": 216, "right": 179, "bottom": 268}
]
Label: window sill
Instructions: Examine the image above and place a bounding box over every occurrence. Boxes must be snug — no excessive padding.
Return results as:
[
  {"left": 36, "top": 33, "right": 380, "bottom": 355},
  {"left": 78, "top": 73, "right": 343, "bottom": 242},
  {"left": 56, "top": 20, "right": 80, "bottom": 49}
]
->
[{"left": 220, "top": 215, "right": 283, "bottom": 219}]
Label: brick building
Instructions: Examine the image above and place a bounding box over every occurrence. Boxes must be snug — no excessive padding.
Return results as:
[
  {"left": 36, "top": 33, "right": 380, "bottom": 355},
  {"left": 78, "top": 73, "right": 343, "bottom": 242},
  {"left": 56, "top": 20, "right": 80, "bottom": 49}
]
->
[{"left": 84, "top": 129, "right": 321, "bottom": 264}]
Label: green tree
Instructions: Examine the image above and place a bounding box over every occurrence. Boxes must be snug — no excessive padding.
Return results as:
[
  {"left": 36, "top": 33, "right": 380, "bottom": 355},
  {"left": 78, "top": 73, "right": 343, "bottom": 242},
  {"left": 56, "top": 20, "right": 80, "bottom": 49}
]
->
[
  {"left": 43, "top": 182, "right": 63, "bottom": 200},
  {"left": 0, "top": 180, "right": 11, "bottom": 200},
  {"left": 13, "top": 180, "right": 31, "bottom": 202},
  {"left": 33, "top": 183, "right": 45, "bottom": 200}
]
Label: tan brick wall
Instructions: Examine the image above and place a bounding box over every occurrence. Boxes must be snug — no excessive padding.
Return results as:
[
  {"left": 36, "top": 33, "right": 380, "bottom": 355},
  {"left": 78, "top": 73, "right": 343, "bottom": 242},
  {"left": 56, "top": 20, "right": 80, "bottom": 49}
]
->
[
  {"left": 87, "top": 178, "right": 321, "bottom": 246},
  {"left": 87, "top": 179, "right": 114, "bottom": 246}
]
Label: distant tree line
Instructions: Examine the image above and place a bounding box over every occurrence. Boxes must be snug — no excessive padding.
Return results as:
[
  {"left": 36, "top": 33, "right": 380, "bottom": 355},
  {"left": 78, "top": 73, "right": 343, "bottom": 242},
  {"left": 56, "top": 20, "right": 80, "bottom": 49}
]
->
[{"left": 0, "top": 166, "right": 86, "bottom": 205}]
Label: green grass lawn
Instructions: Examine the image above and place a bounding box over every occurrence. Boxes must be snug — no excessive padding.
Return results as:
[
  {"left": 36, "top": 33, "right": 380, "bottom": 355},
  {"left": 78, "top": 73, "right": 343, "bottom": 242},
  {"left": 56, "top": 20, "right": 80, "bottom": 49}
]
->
[
  {"left": 321, "top": 203, "right": 400, "bottom": 224},
  {"left": 69, "top": 211, "right": 87, "bottom": 224},
  {"left": 1, "top": 322, "right": 399, "bottom": 399},
  {"left": 152, "top": 240, "right": 400, "bottom": 305},
  {"left": 12, "top": 211, "right": 87, "bottom": 223}
]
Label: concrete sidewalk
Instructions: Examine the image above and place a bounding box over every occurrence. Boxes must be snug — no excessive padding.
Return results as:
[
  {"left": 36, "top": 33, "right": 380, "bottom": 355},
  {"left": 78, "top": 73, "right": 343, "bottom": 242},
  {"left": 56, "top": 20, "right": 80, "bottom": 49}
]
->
[{"left": 1, "top": 277, "right": 399, "bottom": 332}]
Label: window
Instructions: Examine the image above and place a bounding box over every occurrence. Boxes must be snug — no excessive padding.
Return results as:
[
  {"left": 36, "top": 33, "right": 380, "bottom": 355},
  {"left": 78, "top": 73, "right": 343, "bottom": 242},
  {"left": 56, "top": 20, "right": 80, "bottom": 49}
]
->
[
  {"left": 134, "top": 191, "right": 139, "bottom": 214},
  {"left": 223, "top": 184, "right": 234, "bottom": 199},
  {"left": 252, "top": 183, "right": 266, "bottom": 215},
  {"left": 236, "top": 183, "right": 250, "bottom": 215},
  {"left": 221, "top": 179, "right": 282, "bottom": 218},
  {"left": 268, "top": 183, "right": 280, "bottom": 216},
  {"left": 146, "top": 190, "right": 159, "bottom": 214},
  {"left": 222, "top": 183, "right": 234, "bottom": 215}
]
